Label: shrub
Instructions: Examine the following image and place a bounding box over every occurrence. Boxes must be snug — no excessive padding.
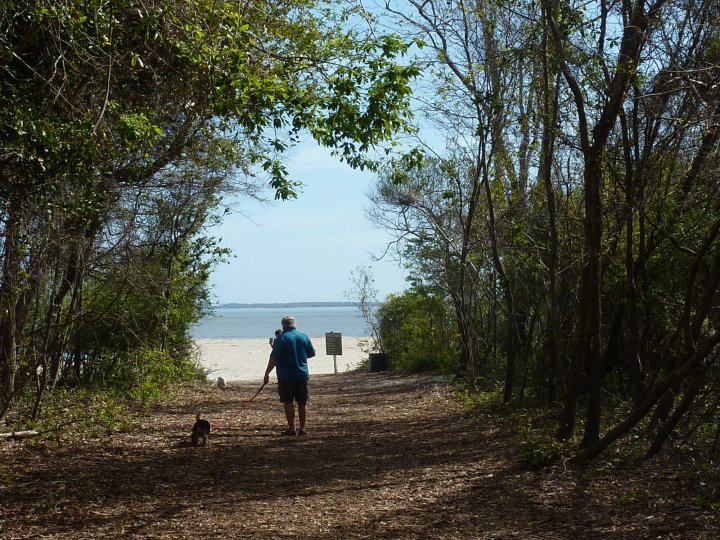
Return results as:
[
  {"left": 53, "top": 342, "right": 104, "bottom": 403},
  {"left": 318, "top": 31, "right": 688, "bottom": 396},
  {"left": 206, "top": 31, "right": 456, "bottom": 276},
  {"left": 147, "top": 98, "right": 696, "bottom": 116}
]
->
[
  {"left": 521, "top": 437, "right": 561, "bottom": 470},
  {"left": 376, "top": 290, "right": 458, "bottom": 372}
]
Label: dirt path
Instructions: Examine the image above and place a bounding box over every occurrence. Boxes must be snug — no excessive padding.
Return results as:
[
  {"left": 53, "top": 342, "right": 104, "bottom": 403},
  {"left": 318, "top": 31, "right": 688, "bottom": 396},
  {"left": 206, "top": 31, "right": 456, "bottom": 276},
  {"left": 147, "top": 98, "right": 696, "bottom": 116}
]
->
[{"left": 1, "top": 372, "right": 717, "bottom": 539}]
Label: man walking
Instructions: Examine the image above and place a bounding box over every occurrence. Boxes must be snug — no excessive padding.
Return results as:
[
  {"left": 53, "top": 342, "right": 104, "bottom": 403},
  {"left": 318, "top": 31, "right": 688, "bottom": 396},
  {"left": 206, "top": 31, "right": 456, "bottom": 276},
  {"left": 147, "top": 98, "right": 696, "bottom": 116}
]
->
[{"left": 263, "top": 315, "right": 316, "bottom": 436}]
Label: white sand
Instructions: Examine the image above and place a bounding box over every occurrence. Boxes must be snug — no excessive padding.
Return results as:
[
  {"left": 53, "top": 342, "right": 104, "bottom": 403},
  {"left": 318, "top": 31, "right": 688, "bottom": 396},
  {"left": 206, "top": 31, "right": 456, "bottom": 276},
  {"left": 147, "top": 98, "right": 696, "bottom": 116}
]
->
[{"left": 192, "top": 336, "right": 370, "bottom": 382}]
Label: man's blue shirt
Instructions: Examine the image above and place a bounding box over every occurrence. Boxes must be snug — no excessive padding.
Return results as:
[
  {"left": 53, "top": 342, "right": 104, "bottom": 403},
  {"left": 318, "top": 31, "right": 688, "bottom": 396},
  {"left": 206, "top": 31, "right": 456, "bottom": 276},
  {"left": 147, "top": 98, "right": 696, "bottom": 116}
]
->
[{"left": 270, "top": 328, "right": 316, "bottom": 380}]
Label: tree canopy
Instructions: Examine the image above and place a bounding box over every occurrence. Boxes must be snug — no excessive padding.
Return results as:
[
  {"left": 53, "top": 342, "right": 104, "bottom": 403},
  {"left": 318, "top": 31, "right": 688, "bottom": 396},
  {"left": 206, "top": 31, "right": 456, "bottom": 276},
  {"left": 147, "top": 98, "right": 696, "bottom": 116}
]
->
[
  {"left": 370, "top": 0, "right": 720, "bottom": 462},
  {"left": 0, "top": 0, "right": 420, "bottom": 417}
]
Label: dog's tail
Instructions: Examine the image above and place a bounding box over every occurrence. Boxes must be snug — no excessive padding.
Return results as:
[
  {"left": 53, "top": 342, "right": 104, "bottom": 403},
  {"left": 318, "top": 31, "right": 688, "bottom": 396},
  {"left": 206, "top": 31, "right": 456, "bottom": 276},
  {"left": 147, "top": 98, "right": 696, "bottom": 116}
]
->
[{"left": 196, "top": 412, "right": 201, "bottom": 421}]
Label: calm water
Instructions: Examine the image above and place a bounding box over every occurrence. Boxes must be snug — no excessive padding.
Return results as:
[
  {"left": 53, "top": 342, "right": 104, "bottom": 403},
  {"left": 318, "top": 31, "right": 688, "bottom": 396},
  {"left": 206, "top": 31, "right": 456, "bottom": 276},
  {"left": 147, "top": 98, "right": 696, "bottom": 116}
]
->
[{"left": 190, "top": 306, "right": 369, "bottom": 339}]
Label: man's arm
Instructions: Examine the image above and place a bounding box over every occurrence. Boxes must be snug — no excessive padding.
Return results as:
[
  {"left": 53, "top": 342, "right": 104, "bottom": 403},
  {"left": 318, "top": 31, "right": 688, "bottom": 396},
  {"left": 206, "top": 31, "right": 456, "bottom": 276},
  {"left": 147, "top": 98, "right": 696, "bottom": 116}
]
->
[
  {"left": 263, "top": 357, "right": 277, "bottom": 384},
  {"left": 306, "top": 338, "right": 316, "bottom": 359}
]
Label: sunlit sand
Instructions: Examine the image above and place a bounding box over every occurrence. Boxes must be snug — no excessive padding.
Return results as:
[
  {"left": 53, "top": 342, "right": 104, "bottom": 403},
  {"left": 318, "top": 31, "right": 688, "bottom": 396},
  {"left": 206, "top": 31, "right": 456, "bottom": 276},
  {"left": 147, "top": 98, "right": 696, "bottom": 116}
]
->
[{"left": 193, "top": 336, "right": 370, "bottom": 382}]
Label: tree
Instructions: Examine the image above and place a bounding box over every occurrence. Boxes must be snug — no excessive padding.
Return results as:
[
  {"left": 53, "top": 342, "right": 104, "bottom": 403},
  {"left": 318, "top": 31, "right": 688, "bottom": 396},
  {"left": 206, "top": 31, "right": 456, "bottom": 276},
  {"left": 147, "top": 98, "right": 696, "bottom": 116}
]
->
[
  {"left": 377, "top": 288, "right": 457, "bottom": 372},
  {"left": 374, "top": 0, "right": 720, "bottom": 461},
  {"left": 379, "top": 154, "right": 509, "bottom": 377},
  {"left": 346, "top": 265, "right": 385, "bottom": 353},
  {"left": 377, "top": 1, "right": 549, "bottom": 399},
  {"left": 0, "top": 0, "right": 421, "bottom": 418}
]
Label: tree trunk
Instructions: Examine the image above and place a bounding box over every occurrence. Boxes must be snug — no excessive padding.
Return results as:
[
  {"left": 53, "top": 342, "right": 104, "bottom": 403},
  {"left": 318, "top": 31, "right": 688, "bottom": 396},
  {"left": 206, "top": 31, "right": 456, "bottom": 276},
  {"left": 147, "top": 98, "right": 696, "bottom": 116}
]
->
[
  {"left": 540, "top": 29, "right": 561, "bottom": 402},
  {"left": 544, "top": 0, "right": 669, "bottom": 448},
  {"left": 620, "top": 92, "right": 647, "bottom": 399},
  {"left": 573, "top": 332, "right": 720, "bottom": 463},
  {"left": 645, "top": 369, "right": 706, "bottom": 458},
  {"left": 46, "top": 239, "right": 91, "bottom": 386},
  {"left": 0, "top": 202, "right": 22, "bottom": 418}
]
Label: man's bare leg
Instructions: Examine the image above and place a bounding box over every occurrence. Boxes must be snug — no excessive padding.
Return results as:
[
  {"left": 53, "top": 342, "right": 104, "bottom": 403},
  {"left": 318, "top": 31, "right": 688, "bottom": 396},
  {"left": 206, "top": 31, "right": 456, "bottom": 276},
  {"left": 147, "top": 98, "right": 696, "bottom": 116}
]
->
[
  {"left": 298, "top": 402, "right": 307, "bottom": 434},
  {"left": 284, "top": 401, "right": 296, "bottom": 432}
]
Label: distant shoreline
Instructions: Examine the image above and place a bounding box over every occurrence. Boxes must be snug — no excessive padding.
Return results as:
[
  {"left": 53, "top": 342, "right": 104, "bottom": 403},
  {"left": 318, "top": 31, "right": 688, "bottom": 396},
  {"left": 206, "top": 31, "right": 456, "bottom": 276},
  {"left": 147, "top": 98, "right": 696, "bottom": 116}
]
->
[{"left": 219, "top": 301, "right": 376, "bottom": 309}]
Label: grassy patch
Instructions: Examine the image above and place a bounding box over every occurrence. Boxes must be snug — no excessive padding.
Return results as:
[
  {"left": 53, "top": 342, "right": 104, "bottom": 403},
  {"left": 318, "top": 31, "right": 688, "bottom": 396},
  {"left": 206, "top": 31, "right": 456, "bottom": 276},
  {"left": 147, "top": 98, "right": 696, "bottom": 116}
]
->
[
  {"left": 521, "top": 437, "right": 562, "bottom": 469},
  {"left": 10, "top": 388, "right": 139, "bottom": 445},
  {"left": 455, "top": 384, "right": 569, "bottom": 469}
]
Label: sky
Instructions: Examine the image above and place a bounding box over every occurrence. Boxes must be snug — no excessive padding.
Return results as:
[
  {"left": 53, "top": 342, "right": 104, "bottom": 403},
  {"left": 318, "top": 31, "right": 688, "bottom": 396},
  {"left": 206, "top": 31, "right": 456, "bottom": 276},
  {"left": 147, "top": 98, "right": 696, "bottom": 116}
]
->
[{"left": 205, "top": 140, "right": 409, "bottom": 305}]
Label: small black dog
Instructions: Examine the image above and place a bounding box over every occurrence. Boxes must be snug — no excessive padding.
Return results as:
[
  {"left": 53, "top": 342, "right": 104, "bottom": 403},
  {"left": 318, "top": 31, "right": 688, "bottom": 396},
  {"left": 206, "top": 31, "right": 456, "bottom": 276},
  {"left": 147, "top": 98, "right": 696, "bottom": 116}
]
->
[{"left": 191, "top": 413, "right": 210, "bottom": 446}]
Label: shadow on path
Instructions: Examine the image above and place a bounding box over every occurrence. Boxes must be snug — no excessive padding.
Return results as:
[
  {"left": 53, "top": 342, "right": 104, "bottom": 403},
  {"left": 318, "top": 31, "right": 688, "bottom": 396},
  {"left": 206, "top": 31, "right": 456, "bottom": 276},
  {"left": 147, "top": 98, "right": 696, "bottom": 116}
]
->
[{"left": 1, "top": 371, "right": 717, "bottom": 539}]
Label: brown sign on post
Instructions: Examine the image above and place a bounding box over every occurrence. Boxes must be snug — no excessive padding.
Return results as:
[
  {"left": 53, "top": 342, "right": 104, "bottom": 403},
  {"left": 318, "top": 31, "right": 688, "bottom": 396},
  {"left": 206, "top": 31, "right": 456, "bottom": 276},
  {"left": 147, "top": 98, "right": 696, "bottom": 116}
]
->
[{"left": 325, "top": 332, "right": 343, "bottom": 356}]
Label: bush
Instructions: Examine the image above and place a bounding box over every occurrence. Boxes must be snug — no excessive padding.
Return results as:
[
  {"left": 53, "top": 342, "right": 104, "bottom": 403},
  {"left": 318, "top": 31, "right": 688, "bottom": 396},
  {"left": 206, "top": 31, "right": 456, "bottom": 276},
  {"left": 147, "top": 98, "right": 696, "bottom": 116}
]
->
[
  {"left": 521, "top": 437, "right": 561, "bottom": 470},
  {"left": 12, "top": 387, "right": 136, "bottom": 442},
  {"left": 101, "top": 347, "right": 206, "bottom": 405},
  {"left": 377, "top": 290, "right": 458, "bottom": 372}
]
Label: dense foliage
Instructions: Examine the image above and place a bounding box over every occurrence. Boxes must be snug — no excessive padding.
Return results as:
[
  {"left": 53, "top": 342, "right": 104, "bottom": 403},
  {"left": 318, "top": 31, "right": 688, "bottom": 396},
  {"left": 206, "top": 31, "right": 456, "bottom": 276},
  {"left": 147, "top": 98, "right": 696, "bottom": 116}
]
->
[
  {"left": 0, "top": 0, "right": 419, "bottom": 420},
  {"left": 377, "top": 289, "right": 457, "bottom": 372},
  {"left": 370, "top": 0, "right": 720, "bottom": 461}
]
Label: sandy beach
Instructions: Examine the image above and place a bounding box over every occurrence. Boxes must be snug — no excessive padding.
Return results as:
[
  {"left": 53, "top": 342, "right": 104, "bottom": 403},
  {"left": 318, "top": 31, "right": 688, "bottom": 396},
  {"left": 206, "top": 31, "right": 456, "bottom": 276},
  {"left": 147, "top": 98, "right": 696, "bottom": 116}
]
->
[{"left": 192, "top": 336, "right": 370, "bottom": 382}]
